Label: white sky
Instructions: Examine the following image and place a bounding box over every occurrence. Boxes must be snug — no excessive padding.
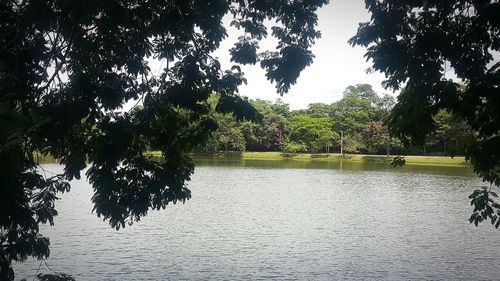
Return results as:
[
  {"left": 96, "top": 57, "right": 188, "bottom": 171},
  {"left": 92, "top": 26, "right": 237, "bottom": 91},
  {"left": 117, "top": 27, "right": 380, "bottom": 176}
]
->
[
  {"left": 122, "top": 0, "right": 500, "bottom": 112},
  {"left": 212, "top": 0, "right": 390, "bottom": 110}
]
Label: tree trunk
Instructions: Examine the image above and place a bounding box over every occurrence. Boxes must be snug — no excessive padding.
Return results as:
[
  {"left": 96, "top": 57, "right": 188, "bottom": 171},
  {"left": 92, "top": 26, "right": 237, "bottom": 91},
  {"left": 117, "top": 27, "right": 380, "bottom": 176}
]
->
[{"left": 340, "top": 131, "right": 344, "bottom": 156}]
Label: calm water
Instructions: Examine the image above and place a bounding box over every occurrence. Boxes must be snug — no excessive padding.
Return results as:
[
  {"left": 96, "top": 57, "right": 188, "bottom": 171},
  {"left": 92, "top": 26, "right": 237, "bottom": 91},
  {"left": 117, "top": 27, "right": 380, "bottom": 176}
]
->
[{"left": 14, "top": 162, "right": 500, "bottom": 280}]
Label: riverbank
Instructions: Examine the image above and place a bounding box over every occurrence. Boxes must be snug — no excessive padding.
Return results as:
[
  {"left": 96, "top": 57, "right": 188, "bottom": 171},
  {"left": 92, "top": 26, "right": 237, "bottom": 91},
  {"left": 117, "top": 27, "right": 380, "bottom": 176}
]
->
[
  {"left": 187, "top": 151, "right": 469, "bottom": 167},
  {"left": 36, "top": 151, "right": 469, "bottom": 167}
]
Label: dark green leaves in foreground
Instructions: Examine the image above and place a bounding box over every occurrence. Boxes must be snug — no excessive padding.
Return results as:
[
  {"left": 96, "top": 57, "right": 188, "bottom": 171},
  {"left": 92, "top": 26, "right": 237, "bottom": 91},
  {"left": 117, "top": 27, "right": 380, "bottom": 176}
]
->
[
  {"left": 0, "top": 0, "right": 328, "bottom": 279},
  {"left": 390, "top": 156, "right": 406, "bottom": 167},
  {"left": 469, "top": 187, "right": 500, "bottom": 228},
  {"left": 35, "top": 273, "right": 76, "bottom": 281},
  {"left": 351, "top": 0, "right": 500, "bottom": 228}
]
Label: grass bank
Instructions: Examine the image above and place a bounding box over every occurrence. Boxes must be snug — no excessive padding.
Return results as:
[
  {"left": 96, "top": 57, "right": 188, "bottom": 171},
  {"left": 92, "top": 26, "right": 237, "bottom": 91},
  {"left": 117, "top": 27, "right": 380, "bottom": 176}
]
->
[
  {"left": 189, "top": 151, "right": 469, "bottom": 167},
  {"left": 38, "top": 151, "right": 469, "bottom": 167}
]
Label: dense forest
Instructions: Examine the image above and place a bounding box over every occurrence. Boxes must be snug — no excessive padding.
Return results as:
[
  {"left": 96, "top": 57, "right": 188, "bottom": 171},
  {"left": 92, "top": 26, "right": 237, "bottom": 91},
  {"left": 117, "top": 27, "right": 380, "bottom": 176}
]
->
[{"left": 202, "top": 84, "right": 474, "bottom": 156}]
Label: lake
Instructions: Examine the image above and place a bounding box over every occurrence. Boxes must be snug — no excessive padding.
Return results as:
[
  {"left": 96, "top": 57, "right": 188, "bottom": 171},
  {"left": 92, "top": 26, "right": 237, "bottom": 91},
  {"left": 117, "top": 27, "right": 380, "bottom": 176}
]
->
[{"left": 14, "top": 161, "right": 500, "bottom": 280}]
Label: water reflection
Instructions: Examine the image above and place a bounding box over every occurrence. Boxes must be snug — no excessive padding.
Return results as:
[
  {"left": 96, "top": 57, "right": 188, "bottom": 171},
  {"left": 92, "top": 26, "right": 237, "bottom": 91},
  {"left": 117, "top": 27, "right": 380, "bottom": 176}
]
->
[
  {"left": 194, "top": 157, "right": 475, "bottom": 177},
  {"left": 36, "top": 153, "right": 474, "bottom": 177}
]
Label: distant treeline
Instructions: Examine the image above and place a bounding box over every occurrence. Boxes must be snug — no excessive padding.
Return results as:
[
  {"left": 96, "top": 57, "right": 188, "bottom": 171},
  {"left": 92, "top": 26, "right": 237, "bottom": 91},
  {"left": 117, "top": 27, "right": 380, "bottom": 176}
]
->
[{"left": 200, "top": 84, "right": 474, "bottom": 156}]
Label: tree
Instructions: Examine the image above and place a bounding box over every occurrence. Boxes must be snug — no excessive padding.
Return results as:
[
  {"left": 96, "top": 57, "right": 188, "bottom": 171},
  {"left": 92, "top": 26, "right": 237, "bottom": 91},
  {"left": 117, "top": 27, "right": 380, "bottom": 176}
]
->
[
  {"left": 288, "top": 115, "right": 338, "bottom": 152},
  {"left": 374, "top": 94, "right": 396, "bottom": 119},
  {"left": 304, "top": 102, "right": 334, "bottom": 118},
  {"left": 343, "top": 84, "right": 379, "bottom": 105},
  {"left": 350, "top": 0, "right": 500, "bottom": 228},
  {"left": 333, "top": 88, "right": 378, "bottom": 134},
  {"left": 432, "top": 110, "right": 474, "bottom": 156},
  {"left": 250, "top": 99, "right": 290, "bottom": 118},
  {"left": 212, "top": 113, "right": 246, "bottom": 151},
  {"left": 247, "top": 99, "right": 288, "bottom": 151},
  {"left": 259, "top": 113, "right": 287, "bottom": 150},
  {"left": 282, "top": 141, "right": 308, "bottom": 153},
  {"left": 0, "top": 0, "right": 327, "bottom": 279},
  {"left": 363, "top": 121, "right": 402, "bottom": 156},
  {"left": 330, "top": 88, "right": 378, "bottom": 153},
  {"left": 341, "top": 134, "right": 366, "bottom": 154},
  {"left": 313, "top": 128, "right": 338, "bottom": 154}
]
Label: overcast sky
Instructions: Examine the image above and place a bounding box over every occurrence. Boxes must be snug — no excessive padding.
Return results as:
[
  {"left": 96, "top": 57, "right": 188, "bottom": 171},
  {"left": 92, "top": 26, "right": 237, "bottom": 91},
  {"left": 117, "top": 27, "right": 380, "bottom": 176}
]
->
[{"left": 212, "top": 0, "right": 390, "bottom": 110}]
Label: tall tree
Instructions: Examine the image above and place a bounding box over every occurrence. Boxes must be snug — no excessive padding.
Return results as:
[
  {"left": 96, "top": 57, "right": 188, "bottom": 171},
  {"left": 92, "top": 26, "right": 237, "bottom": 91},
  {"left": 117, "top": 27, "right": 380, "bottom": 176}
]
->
[
  {"left": 288, "top": 115, "right": 338, "bottom": 152},
  {"left": 313, "top": 128, "right": 338, "bottom": 154},
  {"left": 363, "top": 120, "right": 402, "bottom": 156},
  {"left": 333, "top": 90, "right": 376, "bottom": 134},
  {"left": 432, "top": 110, "right": 474, "bottom": 156},
  {"left": 374, "top": 94, "right": 396, "bottom": 120},
  {"left": 350, "top": 0, "right": 500, "bottom": 228},
  {"left": 304, "top": 102, "right": 334, "bottom": 118},
  {"left": 0, "top": 0, "right": 327, "bottom": 279},
  {"left": 246, "top": 99, "right": 288, "bottom": 150},
  {"left": 343, "top": 84, "right": 379, "bottom": 105},
  {"left": 212, "top": 113, "right": 247, "bottom": 151}
]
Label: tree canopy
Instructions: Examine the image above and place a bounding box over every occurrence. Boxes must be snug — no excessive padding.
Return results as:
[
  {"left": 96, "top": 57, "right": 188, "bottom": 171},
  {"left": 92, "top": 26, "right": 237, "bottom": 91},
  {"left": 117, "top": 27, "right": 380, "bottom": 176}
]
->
[
  {"left": 288, "top": 115, "right": 338, "bottom": 152},
  {"left": 0, "top": 0, "right": 328, "bottom": 279},
  {"left": 350, "top": 0, "right": 500, "bottom": 228},
  {"left": 201, "top": 86, "right": 468, "bottom": 156},
  {"left": 2, "top": 0, "right": 498, "bottom": 279}
]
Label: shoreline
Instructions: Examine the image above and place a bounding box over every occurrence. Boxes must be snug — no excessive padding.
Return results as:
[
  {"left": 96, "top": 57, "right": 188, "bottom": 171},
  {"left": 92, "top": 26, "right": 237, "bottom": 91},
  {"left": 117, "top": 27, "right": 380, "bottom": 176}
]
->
[
  {"left": 36, "top": 151, "right": 470, "bottom": 167},
  {"left": 189, "top": 151, "right": 470, "bottom": 167}
]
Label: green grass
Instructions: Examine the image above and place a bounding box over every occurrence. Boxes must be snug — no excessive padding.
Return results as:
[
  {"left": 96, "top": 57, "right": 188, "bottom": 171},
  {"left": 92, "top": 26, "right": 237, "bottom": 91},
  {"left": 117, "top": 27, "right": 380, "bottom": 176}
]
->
[
  {"left": 190, "top": 151, "right": 469, "bottom": 167},
  {"left": 38, "top": 151, "right": 469, "bottom": 167}
]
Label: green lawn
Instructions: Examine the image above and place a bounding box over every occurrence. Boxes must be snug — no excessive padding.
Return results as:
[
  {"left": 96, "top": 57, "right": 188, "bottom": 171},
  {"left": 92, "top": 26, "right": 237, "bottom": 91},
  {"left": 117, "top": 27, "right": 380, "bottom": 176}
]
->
[
  {"left": 188, "top": 151, "right": 469, "bottom": 167},
  {"left": 39, "top": 151, "right": 469, "bottom": 167}
]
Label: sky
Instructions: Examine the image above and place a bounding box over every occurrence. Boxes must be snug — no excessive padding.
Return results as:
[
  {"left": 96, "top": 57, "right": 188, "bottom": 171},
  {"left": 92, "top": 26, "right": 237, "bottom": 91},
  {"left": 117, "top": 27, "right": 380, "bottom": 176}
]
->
[{"left": 212, "top": 0, "right": 390, "bottom": 110}]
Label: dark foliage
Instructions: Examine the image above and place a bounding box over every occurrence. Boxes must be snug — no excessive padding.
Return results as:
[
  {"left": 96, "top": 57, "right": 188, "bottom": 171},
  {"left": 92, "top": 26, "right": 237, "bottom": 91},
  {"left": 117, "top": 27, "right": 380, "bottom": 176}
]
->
[
  {"left": 0, "top": 0, "right": 327, "bottom": 279},
  {"left": 469, "top": 187, "right": 500, "bottom": 228},
  {"left": 350, "top": 0, "right": 500, "bottom": 227},
  {"left": 36, "top": 273, "right": 75, "bottom": 281}
]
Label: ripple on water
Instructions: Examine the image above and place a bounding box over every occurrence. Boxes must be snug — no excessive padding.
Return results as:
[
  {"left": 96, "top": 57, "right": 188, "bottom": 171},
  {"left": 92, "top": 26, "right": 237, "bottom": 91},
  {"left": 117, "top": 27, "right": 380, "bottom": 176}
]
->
[{"left": 13, "top": 164, "right": 500, "bottom": 281}]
